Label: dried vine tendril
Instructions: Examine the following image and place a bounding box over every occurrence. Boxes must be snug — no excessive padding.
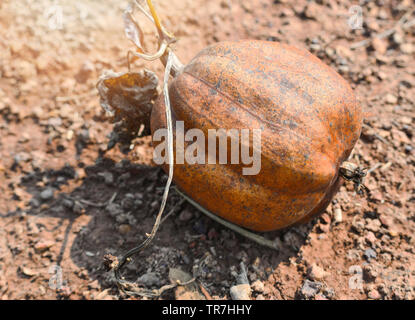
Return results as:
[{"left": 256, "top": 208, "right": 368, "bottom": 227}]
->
[{"left": 108, "top": 0, "right": 183, "bottom": 297}]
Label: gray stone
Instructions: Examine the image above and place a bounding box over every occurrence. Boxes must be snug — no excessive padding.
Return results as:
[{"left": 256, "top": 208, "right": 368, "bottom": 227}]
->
[
  {"left": 98, "top": 172, "right": 114, "bottom": 185},
  {"left": 137, "top": 272, "right": 160, "bottom": 287},
  {"left": 29, "top": 198, "right": 40, "bottom": 208},
  {"left": 106, "top": 202, "right": 123, "bottom": 217},
  {"left": 301, "top": 280, "right": 323, "bottom": 299},
  {"left": 73, "top": 201, "right": 85, "bottom": 215},
  {"left": 251, "top": 280, "right": 264, "bottom": 293},
  {"left": 40, "top": 188, "right": 54, "bottom": 201},
  {"left": 230, "top": 284, "right": 251, "bottom": 300},
  {"left": 62, "top": 198, "right": 74, "bottom": 209},
  {"left": 364, "top": 248, "right": 377, "bottom": 261},
  {"left": 121, "top": 193, "right": 135, "bottom": 210},
  {"left": 179, "top": 209, "right": 193, "bottom": 222}
]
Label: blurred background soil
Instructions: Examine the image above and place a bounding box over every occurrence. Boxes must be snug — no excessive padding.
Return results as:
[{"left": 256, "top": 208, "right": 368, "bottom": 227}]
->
[{"left": 0, "top": 0, "right": 414, "bottom": 300}]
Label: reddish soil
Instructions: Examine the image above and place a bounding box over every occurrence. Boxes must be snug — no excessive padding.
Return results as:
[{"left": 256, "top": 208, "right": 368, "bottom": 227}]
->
[{"left": 0, "top": 0, "right": 414, "bottom": 300}]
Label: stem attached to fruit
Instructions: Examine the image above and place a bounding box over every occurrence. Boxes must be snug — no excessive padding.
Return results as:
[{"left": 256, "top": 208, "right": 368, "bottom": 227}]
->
[
  {"left": 129, "top": 0, "right": 184, "bottom": 77},
  {"left": 174, "top": 187, "right": 280, "bottom": 250}
]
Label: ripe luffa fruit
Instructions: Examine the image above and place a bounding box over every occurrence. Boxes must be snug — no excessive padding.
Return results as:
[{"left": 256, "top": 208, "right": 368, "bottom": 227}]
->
[{"left": 151, "top": 40, "right": 363, "bottom": 232}]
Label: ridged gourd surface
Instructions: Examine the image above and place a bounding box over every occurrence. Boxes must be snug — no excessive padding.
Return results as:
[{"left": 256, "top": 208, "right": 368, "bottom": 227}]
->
[{"left": 151, "top": 40, "right": 362, "bottom": 231}]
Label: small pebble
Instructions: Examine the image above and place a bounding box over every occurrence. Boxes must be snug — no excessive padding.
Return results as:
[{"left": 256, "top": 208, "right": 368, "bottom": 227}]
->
[
  {"left": 320, "top": 213, "right": 331, "bottom": 224},
  {"left": 301, "top": 280, "right": 322, "bottom": 299},
  {"left": 334, "top": 208, "right": 342, "bottom": 224},
  {"left": 106, "top": 203, "right": 123, "bottom": 217},
  {"left": 34, "top": 240, "right": 54, "bottom": 253},
  {"left": 29, "top": 198, "right": 40, "bottom": 208},
  {"left": 363, "top": 265, "right": 378, "bottom": 282},
  {"left": 400, "top": 43, "right": 414, "bottom": 54},
  {"left": 118, "top": 224, "right": 131, "bottom": 234},
  {"left": 379, "top": 215, "right": 392, "bottom": 228},
  {"left": 365, "top": 231, "right": 377, "bottom": 245},
  {"left": 137, "top": 272, "right": 161, "bottom": 287},
  {"left": 20, "top": 267, "right": 37, "bottom": 277},
  {"left": 73, "top": 201, "right": 85, "bottom": 215},
  {"left": 308, "top": 264, "right": 328, "bottom": 281},
  {"left": 368, "top": 289, "right": 381, "bottom": 300},
  {"left": 318, "top": 223, "right": 330, "bottom": 233},
  {"left": 392, "top": 32, "right": 404, "bottom": 45},
  {"left": 62, "top": 198, "right": 74, "bottom": 209},
  {"left": 385, "top": 93, "right": 398, "bottom": 104},
  {"left": 365, "top": 219, "right": 381, "bottom": 233},
  {"left": 364, "top": 248, "right": 377, "bottom": 261},
  {"left": 230, "top": 284, "right": 251, "bottom": 300},
  {"left": 40, "top": 188, "right": 54, "bottom": 201},
  {"left": 98, "top": 172, "right": 114, "bottom": 185},
  {"left": 251, "top": 280, "right": 264, "bottom": 293},
  {"left": 371, "top": 38, "right": 388, "bottom": 54},
  {"left": 179, "top": 209, "right": 193, "bottom": 222}
]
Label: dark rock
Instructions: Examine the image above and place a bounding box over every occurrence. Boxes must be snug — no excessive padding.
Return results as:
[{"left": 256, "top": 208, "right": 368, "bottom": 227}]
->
[
  {"left": 106, "top": 203, "right": 123, "bottom": 217},
  {"left": 62, "top": 198, "right": 74, "bottom": 209},
  {"left": 29, "top": 198, "right": 40, "bottom": 208},
  {"left": 98, "top": 172, "right": 114, "bottom": 185},
  {"left": 121, "top": 193, "right": 135, "bottom": 210},
  {"left": 73, "top": 201, "right": 85, "bottom": 215},
  {"left": 193, "top": 219, "right": 207, "bottom": 234},
  {"left": 137, "top": 272, "right": 161, "bottom": 287},
  {"left": 179, "top": 209, "right": 193, "bottom": 222}
]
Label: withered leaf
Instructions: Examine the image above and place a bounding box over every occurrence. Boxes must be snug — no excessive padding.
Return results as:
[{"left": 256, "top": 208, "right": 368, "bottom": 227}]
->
[
  {"left": 96, "top": 69, "right": 159, "bottom": 138},
  {"left": 123, "top": 3, "right": 145, "bottom": 52}
]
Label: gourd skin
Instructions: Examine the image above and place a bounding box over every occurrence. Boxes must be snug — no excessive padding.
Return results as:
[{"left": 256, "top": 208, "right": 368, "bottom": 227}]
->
[{"left": 151, "top": 40, "right": 362, "bottom": 232}]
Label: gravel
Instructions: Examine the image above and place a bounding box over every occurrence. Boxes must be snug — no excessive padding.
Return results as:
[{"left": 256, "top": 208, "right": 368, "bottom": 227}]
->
[
  {"left": 39, "top": 188, "right": 54, "bottom": 201},
  {"left": 230, "top": 284, "right": 251, "bottom": 300},
  {"left": 301, "top": 280, "right": 323, "bottom": 299}
]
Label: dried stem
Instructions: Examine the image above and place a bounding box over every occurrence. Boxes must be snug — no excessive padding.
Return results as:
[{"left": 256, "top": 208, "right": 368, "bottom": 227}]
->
[
  {"left": 129, "top": 0, "right": 184, "bottom": 76},
  {"left": 114, "top": 44, "right": 176, "bottom": 295},
  {"left": 174, "top": 187, "right": 280, "bottom": 250}
]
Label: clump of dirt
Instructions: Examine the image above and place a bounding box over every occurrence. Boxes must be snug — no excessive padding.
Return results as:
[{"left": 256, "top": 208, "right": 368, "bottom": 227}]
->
[{"left": 0, "top": 0, "right": 414, "bottom": 300}]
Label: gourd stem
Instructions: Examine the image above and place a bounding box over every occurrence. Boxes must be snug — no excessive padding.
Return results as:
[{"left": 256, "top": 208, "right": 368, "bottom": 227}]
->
[
  {"left": 146, "top": 0, "right": 164, "bottom": 39},
  {"left": 160, "top": 49, "right": 184, "bottom": 77}
]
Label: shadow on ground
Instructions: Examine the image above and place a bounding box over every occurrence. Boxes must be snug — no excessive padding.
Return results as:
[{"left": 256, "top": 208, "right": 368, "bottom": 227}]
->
[{"left": 5, "top": 156, "right": 316, "bottom": 299}]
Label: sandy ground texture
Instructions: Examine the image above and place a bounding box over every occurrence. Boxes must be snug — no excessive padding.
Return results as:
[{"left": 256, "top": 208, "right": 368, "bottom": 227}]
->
[{"left": 0, "top": 0, "right": 414, "bottom": 300}]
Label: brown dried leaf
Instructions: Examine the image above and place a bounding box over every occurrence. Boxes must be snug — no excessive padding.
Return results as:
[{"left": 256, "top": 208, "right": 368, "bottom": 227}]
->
[{"left": 96, "top": 69, "right": 158, "bottom": 141}]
